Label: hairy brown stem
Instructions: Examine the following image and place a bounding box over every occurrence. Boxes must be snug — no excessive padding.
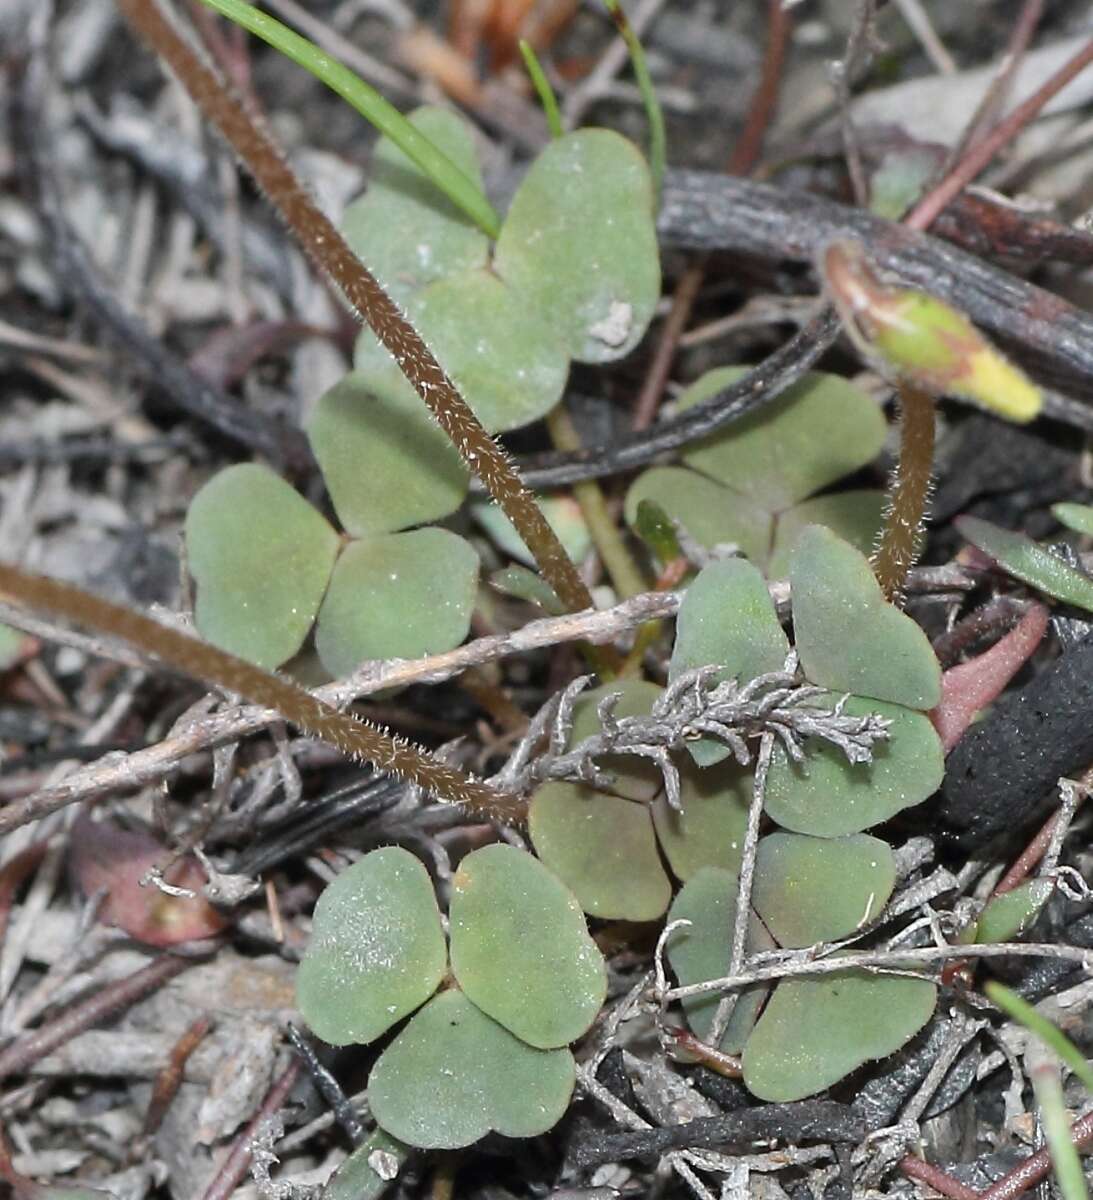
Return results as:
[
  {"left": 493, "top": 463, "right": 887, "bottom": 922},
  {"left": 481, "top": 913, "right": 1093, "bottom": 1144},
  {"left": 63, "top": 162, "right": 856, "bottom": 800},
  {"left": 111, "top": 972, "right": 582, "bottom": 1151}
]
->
[
  {"left": 115, "top": 0, "right": 592, "bottom": 616},
  {"left": 0, "top": 562, "right": 523, "bottom": 822},
  {"left": 872, "top": 384, "right": 935, "bottom": 603}
]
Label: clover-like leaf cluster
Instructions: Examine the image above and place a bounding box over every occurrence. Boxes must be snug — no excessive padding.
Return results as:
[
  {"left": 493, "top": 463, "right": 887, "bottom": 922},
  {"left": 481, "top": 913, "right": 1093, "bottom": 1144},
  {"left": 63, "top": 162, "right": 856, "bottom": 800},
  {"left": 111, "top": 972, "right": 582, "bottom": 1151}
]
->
[
  {"left": 186, "top": 105, "right": 660, "bottom": 672},
  {"left": 296, "top": 844, "right": 606, "bottom": 1149},
  {"left": 625, "top": 368, "right": 887, "bottom": 575}
]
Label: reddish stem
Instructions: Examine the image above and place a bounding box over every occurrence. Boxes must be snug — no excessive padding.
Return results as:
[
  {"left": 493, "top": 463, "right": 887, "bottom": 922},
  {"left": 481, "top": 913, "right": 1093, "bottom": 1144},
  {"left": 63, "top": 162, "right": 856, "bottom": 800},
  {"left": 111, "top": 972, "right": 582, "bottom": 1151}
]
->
[
  {"left": 977, "top": 1106, "right": 1093, "bottom": 1200},
  {"left": 727, "top": 0, "right": 791, "bottom": 177},
  {"left": 899, "top": 1155, "right": 980, "bottom": 1200},
  {"left": 142, "top": 1014, "right": 215, "bottom": 1136}
]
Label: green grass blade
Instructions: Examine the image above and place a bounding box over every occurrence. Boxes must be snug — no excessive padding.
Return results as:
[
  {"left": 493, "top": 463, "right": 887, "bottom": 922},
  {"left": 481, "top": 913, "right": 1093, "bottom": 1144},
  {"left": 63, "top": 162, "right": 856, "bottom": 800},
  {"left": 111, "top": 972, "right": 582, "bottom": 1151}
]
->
[
  {"left": 197, "top": 0, "right": 502, "bottom": 239},
  {"left": 518, "top": 40, "right": 563, "bottom": 139},
  {"left": 604, "top": 0, "right": 665, "bottom": 200},
  {"left": 986, "top": 982, "right": 1093, "bottom": 1096},
  {"left": 1033, "top": 1060, "right": 1089, "bottom": 1200}
]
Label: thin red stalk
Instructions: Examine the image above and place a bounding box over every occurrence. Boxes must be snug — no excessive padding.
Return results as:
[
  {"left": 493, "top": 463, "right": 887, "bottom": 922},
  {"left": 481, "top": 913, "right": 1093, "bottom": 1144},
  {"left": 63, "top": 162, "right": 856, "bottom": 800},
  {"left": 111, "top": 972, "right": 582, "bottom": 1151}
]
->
[
  {"left": 199, "top": 1060, "right": 302, "bottom": 1200},
  {"left": 906, "top": 34, "right": 1093, "bottom": 231},
  {"left": 116, "top": 0, "right": 592, "bottom": 616},
  {"left": 0, "top": 952, "right": 197, "bottom": 1080},
  {"left": 994, "top": 764, "right": 1090, "bottom": 895},
  {"left": 142, "top": 1014, "right": 214, "bottom": 1136},
  {"left": 899, "top": 1155, "right": 980, "bottom": 1200},
  {"left": 0, "top": 563, "right": 524, "bottom": 830},
  {"left": 872, "top": 384, "right": 935, "bottom": 602},
  {"left": 977, "top": 1106, "right": 1093, "bottom": 1200},
  {"left": 630, "top": 264, "right": 704, "bottom": 431}
]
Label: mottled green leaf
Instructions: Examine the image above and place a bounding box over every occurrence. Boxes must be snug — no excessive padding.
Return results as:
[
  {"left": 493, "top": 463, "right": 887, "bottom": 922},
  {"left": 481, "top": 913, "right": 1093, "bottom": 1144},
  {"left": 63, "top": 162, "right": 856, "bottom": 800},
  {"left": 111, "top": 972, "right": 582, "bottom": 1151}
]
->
[
  {"left": 680, "top": 369, "right": 886, "bottom": 513},
  {"left": 185, "top": 464, "right": 339, "bottom": 669},
  {"left": 791, "top": 525, "right": 941, "bottom": 709},
  {"left": 624, "top": 467, "right": 772, "bottom": 565},
  {"left": 369, "top": 989, "right": 575, "bottom": 1149},
  {"left": 974, "top": 879, "right": 1052, "bottom": 944},
  {"left": 495, "top": 129, "right": 659, "bottom": 363},
  {"left": 742, "top": 964, "right": 936, "bottom": 1102},
  {"left": 296, "top": 847, "right": 446, "bottom": 1046},
  {"left": 751, "top": 832, "right": 895, "bottom": 949},
  {"left": 566, "top": 679, "right": 665, "bottom": 802},
  {"left": 764, "top": 696, "right": 943, "bottom": 837},
  {"left": 341, "top": 106, "right": 488, "bottom": 305},
  {"left": 1053, "top": 502, "right": 1093, "bottom": 537},
  {"left": 666, "top": 867, "right": 773, "bottom": 1054},
  {"left": 323, "top": 1129, "right": 410, "bottom": 1200},
  {"left": 307, "top": 373, "right": 469, "bottom": 537},
  {"left": 669, "top": 558, "right": 788, "bottom": 766},
  {"left": 651, "top": 757, "right": 751, "bottom": 880},
  {"left": 315, "top": 528, "right": 478, "bottom": 676},
  {"left": 768, "top": 490, "right": 886, "bottom": 580},
  {"left": 956, "top": 516, "right": 1093, "bottom": 615},
  {"left": 529, "top": 782, "right": 670, "bottom": 921},
  {"left": 449, "top": 844, "right": 606, "bottom": 1048}
]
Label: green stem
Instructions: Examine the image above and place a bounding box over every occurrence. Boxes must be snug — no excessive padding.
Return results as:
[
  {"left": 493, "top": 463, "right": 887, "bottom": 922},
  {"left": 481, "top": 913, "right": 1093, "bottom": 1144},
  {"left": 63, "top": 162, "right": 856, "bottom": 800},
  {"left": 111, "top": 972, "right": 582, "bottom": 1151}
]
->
[
  {"left": 518, "top": 39, "right": 563, "bottom": 139},
  {"left": 0, "top": 561, "right": 523, "bottom": 831},
  {"left": 198, "top": 0, "right": 501, "bottom": 240},
  {"left": 605, "top": 0, "right": 666, "bottom": 199},
  {"left": 120, "top": 0, "right": 594, "bottom": 618}
]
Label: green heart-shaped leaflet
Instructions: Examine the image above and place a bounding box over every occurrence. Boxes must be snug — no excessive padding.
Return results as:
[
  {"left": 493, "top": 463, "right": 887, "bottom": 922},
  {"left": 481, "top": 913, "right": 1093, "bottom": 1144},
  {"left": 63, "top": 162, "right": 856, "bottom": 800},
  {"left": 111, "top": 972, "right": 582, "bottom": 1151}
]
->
[
  {"left": 307, "top": 373, "right": 469, "bottom": 536},
  {"left": 341, "top": 106, "right": 488, "bottom": 305},
  {"left": 354, "top": 268, "right": 570, "bottom": 434},
  {"left": 790, "top": 525, "right": 941, "bottom": 709},
  {"left": 767, "top": 490, "right": 886, "bottom": 581},
  {"left": 185, "top": 464, "right": 339, "bottom": 669},
  {"left": 669, "top": 558, "right": 788, "bottom": 766},
  {"left": 369, "top": 988, "right": 575, "bottom": 1149},
  {"left": 494, "top": 129, "right": 660, "bottom": 363},
  {"left": 973, "top": 879, "right": 1052, "bottom": 945},
  {"left": 528, "top": 782, "right": 671, "bottom": 922},
  {"left": 650, "top": 757, "right": 751, "bottom": 880},
  {"left": 624, "top": 467, "right": 773, "bottom": 564},
  {"left": 296, "top": 847, "right": 446, "bottom": 1046},
  {"left": 742, "top": 963, "right": 936, "bottom": 1102},
  {"left": 751, "top": 832, "right": 895, "bottom": 949},
  {"left": 666, "top": 867, "right": 773, "bottom": 1054},
  {"left": 449, "top": 844, "right": 606, "bottom": 1049},
  {"left": 956, "top": 516, "right": 1093, "bottom": 615},
  {"left": 566, "top": 678, "right": 665, "bottom": 802},
  {"left": 763, "top": 696, "right": 943, "bottom": 837},
  {"left": 680, "top": 369, "right": 887, "bottom": 513},
  {"left": 314, "top": 528, "right": 479, "bottom": 677}
]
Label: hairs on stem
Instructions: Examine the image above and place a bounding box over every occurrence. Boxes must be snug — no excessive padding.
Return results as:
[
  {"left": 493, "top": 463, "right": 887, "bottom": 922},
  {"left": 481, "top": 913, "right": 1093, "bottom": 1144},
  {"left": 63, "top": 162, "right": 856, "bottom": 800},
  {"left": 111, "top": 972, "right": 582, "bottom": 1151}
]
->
[
  {"left": 115, "top": 0, "right": 592, "bottom": 617},
  {"left": 0, "top": 560, "right": 523, "bottom": 823},
  {"left": 872, "top": 384, "right": 935, "bottom": 603}
]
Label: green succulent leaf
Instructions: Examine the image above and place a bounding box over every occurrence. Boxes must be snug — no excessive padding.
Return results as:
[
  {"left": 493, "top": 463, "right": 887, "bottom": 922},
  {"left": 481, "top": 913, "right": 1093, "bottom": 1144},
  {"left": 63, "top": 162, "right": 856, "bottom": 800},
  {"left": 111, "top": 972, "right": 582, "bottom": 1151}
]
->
[
  {"left": 680, "top": 369, "right": 887, "bottom": 513},
  {"left": 185, "top": 464, "right": 339, "bottom": 669},
  {"left": 296, "top": 847, "right": 446, "bottom": 1047},
  {"left": 742, "top": 963, "right": 937, "bottom": 1102},
  {"left": 355, "top": 269, "right": 570, "bottom": 434},
  {"left": 322, "top": 1129, "right": 410, "bottom": 1200},
  {"left": 341, "top": 105, "right": 489, "bottom": 305},
  {"left": 632, "top": 497, "right": 684, "bottom": 563},
  {"left": 651, "top": 757, "right": 751, "bottom": 880},
  {"left": 369, "top": 988, "right": 575, "bottom": 1149},
  {"left": 751, "top": 832, "right": 895, "bottom": 949},
  {"left": 566, "top": 679, "right": 665, "bottom": 802},
  {"left": 315, "top": 528, "right": 478, "bottom": 676},
  {"left": 956, "top": 516, "right": 1093, "bottom": 615},
  {"left": 1053, "top": 502, "right": 1093, "bottom": 537},
  {"left": 449, "top": 843, "right": 606, "bottom": 1048},
  {"left": 528, "top": 782, "right": 671, "bottom": 921},
  {"left": 764, "top": 696, "right": 944, "bottom": 837},
  {"left": 488, "top": 565, "right": 566, "bottom": 614},
  {"left": 307, "top": 373, "right": 469, "bottom": 537},
  {"left": 494, "top": 128, "right": 660, "bottom": 363},
  {"left": 666, "top": 867, "right": 773, "bottom": 1054},
  {"left": 624, "top": 467, "right": 773, "bottom": 565},
  {"left": 472, "top": 494, "right": 590, "bottom": 569},
  {"left": 669, "top": 558, "right": 788, "bottom": 766},
  {"left": 768, "top": 490, "right": 886, "bottom": 581},
  {"left": 0, "top": 624, "right": 26, "bottom": 670},
  {"left": 973, "top": 879, "right": 1052, "bottom": 944},
  {"left": 790, "top": 525, "right": 941, "bottom": 709}
]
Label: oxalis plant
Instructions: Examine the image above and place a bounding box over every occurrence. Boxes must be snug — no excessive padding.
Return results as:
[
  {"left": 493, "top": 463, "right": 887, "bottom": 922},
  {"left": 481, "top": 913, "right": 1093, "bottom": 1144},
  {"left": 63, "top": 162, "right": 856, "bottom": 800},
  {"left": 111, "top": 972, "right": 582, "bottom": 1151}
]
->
[{"left": 0, "top": 0, "right": 1072, "bottom": 1194}]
